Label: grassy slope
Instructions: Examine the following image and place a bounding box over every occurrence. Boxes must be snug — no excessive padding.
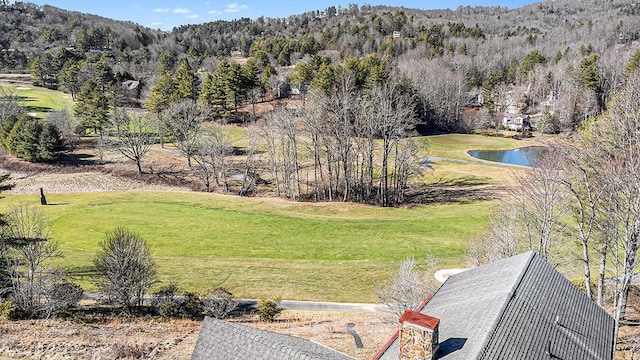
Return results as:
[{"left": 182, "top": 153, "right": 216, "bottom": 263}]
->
[
  {"left": 0, "top": 84, "right": 537, "bottom": 302},
  {"left": 0, "top": 191, "right": 494, "bottom": 302},
  {"left": 0, "top": 83, "right": 74, "bottom": 117}
]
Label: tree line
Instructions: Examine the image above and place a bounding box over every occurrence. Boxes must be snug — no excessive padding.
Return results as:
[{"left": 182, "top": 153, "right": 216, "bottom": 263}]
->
[
  {"left": 5, "top": 0, "right": 640, "bottom": 136},
  {"left": 128, "top": 53, "right": 421, "bottom": 207}
]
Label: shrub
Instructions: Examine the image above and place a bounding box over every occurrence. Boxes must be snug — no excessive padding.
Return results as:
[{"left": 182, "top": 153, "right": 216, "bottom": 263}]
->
[
  {"left": 93, "top": 227, "right": 157, "bottom": 312},
  {"left": 151, "top": 286, "right": 209, "bottom": 320},
  {"left": 158, "top": 302, "right": 182, "bottom": 319},
  {"left": 0, "top": 300, "right": 29, "bottom": 320},
  {"left": 52, "top": 309, "right": 85, "bottom": 323},
  {"left": 180, "top": 292, "right": 203, "bottom": 320},
  {"left": 202, "top": 287, "right": 238, "bottom": 319},
  {"left": 0, "top": 300, "right": 17, "bottom": 320},
  {"left": 151, "top": 284, "right": 180, "bottom": 308},
  {"left": 46, "top": 281, "right": 83, "bottom": 313},
  {"left": 151, "top": 284, "right": 183, "bottom": 319},
  {"left": 256, "top": 295, "right": 283, "bottom": 322}
]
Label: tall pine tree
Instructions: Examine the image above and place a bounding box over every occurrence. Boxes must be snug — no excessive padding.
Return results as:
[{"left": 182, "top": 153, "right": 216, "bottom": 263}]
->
[
  {"left": 74, "top": 79, "right": 111, "bottom": 134},
  {"left": 174, "top": 59, "right": 199, "bottom": 101}
]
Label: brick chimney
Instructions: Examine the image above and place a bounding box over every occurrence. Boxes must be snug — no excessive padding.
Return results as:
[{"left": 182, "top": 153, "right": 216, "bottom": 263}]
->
[{"left": 398, "top": 310, "right": 440, "bottom": 360}]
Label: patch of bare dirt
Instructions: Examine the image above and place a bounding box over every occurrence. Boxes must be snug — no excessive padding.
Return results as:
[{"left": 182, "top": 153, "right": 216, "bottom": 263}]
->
[
  {"left": 0, "top": 142, "right": 196, "bottom": 195},
  {"left": 3, "top": 172, "right": 185, "bottom": 195}
]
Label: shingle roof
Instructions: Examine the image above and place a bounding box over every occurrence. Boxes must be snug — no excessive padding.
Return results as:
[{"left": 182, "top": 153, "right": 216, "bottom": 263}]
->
[
  {"left": 376, "top": 251, "right": 615, "bottom": 360},
  {"left": 191, "top": 317, "right": 355, "bottom": 360}
]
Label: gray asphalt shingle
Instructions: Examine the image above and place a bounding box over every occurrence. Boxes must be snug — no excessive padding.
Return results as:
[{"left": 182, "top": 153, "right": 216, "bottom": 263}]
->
[
  {"left": 376, "top": 251, "right": 615, "bottom": 360},
  {"left": 191, "top": 317, "right": 355, "bottom": 360}
]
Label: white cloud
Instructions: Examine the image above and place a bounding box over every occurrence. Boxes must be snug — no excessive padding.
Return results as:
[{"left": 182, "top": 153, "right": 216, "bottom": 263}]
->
[
  {"left": 186, "top": 14, "right": 199, "bottom": 19},
  {"left": 208, "top": 10, "right": 222, "bottom": 15},
  {"left": 225, "top": 3, "right": 249, "bottom": 13},
  {"left": 154, "top": 8, "right": 171, "bottom": 13},
  {"left": 173, "top": 8, "right": 191, "bottom": 14}
]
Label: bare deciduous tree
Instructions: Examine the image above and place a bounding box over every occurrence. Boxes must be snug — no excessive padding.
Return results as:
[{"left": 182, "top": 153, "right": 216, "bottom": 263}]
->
[
  {"left": 510, "top": 151, "right": 569, "bottom": 265},
  {"left": 93, "top": 227, "right": 157, "bottom": 312},
  {"left": 239, "top": 125, "right": 259, "bottom": 196},
  {"left": 326, "top": 73, "right": 359, "bottom": 202},
  {"left": 45, "top": 110, "right": 79, "bottom": 149},
  {"left": 163, "top": 99, "right": 207, "bottom": 167},
  {"left": 301, "top": 90, "right": 329, "bottom": 202},
  {"left": 193, "top": 125, "right": 233, "bottom": 192},
  {"left": 111, "top": 110, "right": 154, "bottom": 176},
  {"left": 2, "top": 204, "right": 64, "bottom": 317},
  {"left": 44, "top": 280, "right": 83, "bottom": 317},
  {"left": 367, "top": 82, "right": 417, "bottom": 206},
  {"left": 375, "top": 257, "right": 439, "bottom": 319},
  {"left": 468, "top": 150, "right": 570, "bottom": 268},
  {"left": 0, "top": 87, "right": 22, "bottom": 132},
  {"left": 397, "top": 56, "right": 466, "bottom": 131},
  {"left": 466, "top": 204, "right": 519, "bottom": 267},
  {"left": 459, "top": 108, "right": 492, "bottom": 134},
  {"left": 259, "top": 107, "right": 301, "bottom": 199},
  {"left": 555, "top": 138, "right": 605, "bottom": 302},
  {"left": 586, "top": 72, "right": 640, "bottom": 336}
]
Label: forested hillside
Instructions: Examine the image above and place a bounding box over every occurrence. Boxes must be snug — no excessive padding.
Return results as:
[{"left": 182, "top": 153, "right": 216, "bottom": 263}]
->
[{"left": 2, "top": 0, "right": 639, "bottom": 133}]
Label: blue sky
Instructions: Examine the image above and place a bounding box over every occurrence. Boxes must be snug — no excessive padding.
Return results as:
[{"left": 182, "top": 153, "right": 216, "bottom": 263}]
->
[{"left": 28, "top": 1, "right": 539, "bottom": 31}]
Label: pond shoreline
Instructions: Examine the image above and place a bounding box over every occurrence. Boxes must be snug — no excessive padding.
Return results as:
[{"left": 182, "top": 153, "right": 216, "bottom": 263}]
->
[{"left": 467, "top": 146, "right": 547, "bottom": 167}]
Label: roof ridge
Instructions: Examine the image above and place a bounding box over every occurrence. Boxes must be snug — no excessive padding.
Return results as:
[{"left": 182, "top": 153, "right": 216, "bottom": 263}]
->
[{"left": 474, "top": 251, "right": 536, "bottom": 360}]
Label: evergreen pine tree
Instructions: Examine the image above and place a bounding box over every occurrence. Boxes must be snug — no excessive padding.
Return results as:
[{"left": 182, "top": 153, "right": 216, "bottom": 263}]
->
[{"left": 174, "top": 59, "right": 199, "bottom": 101}]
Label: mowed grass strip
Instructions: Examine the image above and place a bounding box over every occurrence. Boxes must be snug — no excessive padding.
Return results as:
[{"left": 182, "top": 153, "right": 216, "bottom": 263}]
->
[{"left": 0, "top": 191, "right": 493, "bottom": 302}]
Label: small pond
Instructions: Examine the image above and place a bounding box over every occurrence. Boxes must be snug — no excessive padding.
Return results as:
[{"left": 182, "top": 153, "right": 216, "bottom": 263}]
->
[{"left": 467, "top": 146, "right": 547, "bottom": 167}]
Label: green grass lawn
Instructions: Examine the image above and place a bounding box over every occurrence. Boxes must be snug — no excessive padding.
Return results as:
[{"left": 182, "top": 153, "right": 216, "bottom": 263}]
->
[
  {"left": 0, "top": 86, "right": 535, "bottom": 302},
  {"left": 0, "top": 83, "right": 74, "bottom": 117},
  {"left": 0, "top": 191, "right": 494, "bottom": 302}
]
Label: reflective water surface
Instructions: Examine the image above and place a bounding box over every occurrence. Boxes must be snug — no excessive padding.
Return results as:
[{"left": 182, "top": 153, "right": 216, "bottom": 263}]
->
[{"left": 467, "top": 146, "right": 547, "bottom": 167}]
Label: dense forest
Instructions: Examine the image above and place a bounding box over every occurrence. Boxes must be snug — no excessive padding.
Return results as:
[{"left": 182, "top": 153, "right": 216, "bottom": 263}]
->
[{"left": 1, "top": 0, "right": 639, "bottom": 132}]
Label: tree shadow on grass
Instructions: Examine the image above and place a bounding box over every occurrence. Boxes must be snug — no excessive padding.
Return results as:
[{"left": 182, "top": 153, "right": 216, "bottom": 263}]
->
[
  {"left": 408, "top": 181, "right": 506, "bottom": 205},
  {"left": 431, "top": 175, "right": 492, "bottom": 187},
  {"left": 24, "top": 105, "right": 53, "bottom": 113},
  {"left": 58, "top": 153, "right": 100, "bottom": 166},
  {"left": 14, "top": 95, "right": 54, "bottom": 114},
  {"left": 67, "top": 265, "right": 99, "bottom": 284}
]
